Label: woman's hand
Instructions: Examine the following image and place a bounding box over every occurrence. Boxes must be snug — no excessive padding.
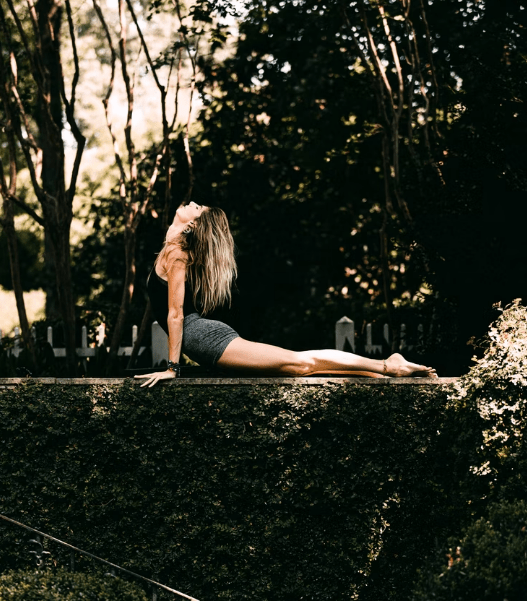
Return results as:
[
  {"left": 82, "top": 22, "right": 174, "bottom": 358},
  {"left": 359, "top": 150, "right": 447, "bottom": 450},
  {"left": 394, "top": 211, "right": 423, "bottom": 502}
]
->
[{"left": 134, "top": 369, "right": 177, "bottom": 388}]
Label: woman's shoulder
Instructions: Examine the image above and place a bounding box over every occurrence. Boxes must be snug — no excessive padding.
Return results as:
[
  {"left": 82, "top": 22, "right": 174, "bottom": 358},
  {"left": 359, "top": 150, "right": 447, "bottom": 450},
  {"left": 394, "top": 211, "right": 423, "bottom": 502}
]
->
[
  {"left": 158, "top": 242, "right": 188, "bottom": 276},
  {"left": 164, "top": 240, "right": 187, "bottom": 258}
]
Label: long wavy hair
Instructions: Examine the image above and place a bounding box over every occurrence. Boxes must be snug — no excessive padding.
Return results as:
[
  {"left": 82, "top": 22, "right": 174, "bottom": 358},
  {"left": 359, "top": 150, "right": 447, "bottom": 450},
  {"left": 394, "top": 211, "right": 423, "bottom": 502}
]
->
[{"left": 169, "top": 206, "right": 237, "bottom": 315}]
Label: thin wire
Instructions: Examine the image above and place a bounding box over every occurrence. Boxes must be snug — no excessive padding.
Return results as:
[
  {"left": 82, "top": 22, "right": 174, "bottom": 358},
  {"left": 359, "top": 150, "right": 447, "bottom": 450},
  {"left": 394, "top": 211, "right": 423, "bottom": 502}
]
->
[{"left": 0, "top": 513, "right": 200, "bottom": 601}]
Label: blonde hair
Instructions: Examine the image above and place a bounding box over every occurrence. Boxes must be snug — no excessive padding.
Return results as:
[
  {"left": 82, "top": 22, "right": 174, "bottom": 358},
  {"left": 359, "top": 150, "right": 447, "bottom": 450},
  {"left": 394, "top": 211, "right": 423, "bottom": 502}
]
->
[{"left": 157, "top": 207, "right": 236, "bottom": 315}]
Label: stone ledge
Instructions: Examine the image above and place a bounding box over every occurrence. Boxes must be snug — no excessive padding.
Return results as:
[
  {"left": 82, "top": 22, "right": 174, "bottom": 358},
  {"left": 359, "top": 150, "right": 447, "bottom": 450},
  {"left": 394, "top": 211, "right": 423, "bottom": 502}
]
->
[{"left": 0, "top": 376, "right": 458, "bottom": 389}]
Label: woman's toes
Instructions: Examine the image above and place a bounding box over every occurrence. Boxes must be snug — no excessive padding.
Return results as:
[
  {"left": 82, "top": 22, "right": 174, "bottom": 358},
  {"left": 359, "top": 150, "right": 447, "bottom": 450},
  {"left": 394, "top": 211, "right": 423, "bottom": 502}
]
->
[{"left": 386, "top": 354, "right": 438, "bottom": 377}]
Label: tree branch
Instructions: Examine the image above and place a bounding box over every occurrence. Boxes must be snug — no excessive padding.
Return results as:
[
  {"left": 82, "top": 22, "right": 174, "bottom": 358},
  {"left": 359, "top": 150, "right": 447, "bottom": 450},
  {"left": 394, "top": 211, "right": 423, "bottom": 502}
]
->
[
  {"left": 92, "top": 0, "right": 128, "bottom": 208},
  {"left": 343, "top": 1, "right": 393, "bottom": 212},
  {"left": 0, "top": 28, "right": 49, "bottom": 211},
  {"left": 118, "top": 0, "right": 138, "bottom": 206},
  {"left": 4, "top": 0, "right": 64, "bottom": 167},
  {"left": 172, "top": 0, "right": 200, "bottom": 202},
  {"left": 125, "top": 0, "right": 164, "bottom": 93},
  {"left": 0, "top": 152, "right": 45, "bottom": 225},
  {"left": 378, "top": 4, "right": 404, "bottom": 114},
  {"left": 419, "top": 0, "right": 441, "bottom": 139},
  {"left": 357, "top": 0, "right": 394, "bottom": 112},
  {"left": 0, "top": 123, "right": 45, "bottom": 226},
  {"left": 4, "top": 0, "right": 41, "bottom": 88},
  {"left": 377, "top": 3, "right": 411, "bottom": 222},
  {"left": 125, "top": 0, "right": 172, "bottom": 216},
  {"left": 170, "top": 48, "right": 183, "bottom": 131},
  {"left": 61, "top": 0, "right": 86, "bottom": 205}
]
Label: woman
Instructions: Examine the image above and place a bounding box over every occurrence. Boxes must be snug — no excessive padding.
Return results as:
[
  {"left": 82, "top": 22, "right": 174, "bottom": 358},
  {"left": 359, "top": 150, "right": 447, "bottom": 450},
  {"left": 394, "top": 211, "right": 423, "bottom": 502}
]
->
[{"left": 136, "top": 202, "right": 437, "bottom": 387}]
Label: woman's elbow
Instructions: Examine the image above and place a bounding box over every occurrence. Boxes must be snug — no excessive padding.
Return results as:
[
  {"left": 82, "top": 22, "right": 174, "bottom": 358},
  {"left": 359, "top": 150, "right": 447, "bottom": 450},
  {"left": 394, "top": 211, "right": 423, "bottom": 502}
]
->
[{"left": 167, "top": 311, "right": 184, "bottom": 325}]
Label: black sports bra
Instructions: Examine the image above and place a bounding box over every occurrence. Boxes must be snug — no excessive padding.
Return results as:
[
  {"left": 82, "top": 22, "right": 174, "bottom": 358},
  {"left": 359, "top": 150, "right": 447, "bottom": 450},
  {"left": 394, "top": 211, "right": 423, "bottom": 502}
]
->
[{"left": 147, "top": 267, "right": 198, "bottom": 334}]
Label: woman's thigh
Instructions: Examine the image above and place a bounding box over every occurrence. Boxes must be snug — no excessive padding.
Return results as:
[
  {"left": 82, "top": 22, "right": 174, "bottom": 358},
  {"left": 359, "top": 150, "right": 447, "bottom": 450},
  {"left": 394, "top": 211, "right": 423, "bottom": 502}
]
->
[{"left": 217, "top": 337, "right": 310, "bottom": 373}]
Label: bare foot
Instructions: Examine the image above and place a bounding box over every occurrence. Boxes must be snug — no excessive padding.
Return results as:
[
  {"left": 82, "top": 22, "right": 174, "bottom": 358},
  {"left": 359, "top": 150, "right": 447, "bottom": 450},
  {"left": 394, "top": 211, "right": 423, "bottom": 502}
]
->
[{"left": 384, "top": 353, "right": 438, "bottom": 378}]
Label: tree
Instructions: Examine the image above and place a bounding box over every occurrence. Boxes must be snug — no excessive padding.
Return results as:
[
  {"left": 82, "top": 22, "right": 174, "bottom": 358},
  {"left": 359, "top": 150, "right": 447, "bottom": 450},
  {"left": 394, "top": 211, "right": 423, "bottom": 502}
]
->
[
  {"left": 0, "top": 0, "right": 85, "bottom": 374},
  {"left": 90, "top": 0, "right": 232, "bottom": 371},
  {"left": 189, "top": 0, "right": 527, "bottom": 373},
  {"left": 1, "top": 0, "right": 231, "bottom": 374},
  {"left": 346, "top": 0, "right": 527, "bottom": 372},
  {"left": 191, "top": 0, "right": 429, "bottom": 350}
]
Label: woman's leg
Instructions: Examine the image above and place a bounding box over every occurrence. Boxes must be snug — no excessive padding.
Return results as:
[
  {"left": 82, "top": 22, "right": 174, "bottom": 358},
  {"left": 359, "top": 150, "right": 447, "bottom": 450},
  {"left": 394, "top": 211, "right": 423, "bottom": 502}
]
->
[{"left": 217, "top": 338, "right": 436, "bottom": 377}]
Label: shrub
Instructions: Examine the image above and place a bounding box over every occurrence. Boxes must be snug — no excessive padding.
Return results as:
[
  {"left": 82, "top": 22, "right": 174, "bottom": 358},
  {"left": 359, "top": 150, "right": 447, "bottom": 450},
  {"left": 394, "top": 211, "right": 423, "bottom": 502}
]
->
[
  {"left": 449, "top": 299, "right": 527, "bottom": 500},
  {"left": 413, "top": 499, "right": 527, "bottom": 601},
  {"left": 412, "top": 301, "right": 527, "bottom": 600},
  {"left": 0, "top": 568, "right": 148, "bottom": 600},
  {"left": 0, "top": 379, "right": 464, "bottom": 600}
]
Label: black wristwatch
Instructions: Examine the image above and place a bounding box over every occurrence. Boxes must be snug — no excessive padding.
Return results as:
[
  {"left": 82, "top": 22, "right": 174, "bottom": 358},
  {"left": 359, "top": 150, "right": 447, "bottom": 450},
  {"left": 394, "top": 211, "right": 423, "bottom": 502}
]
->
[{"left": 167, "top": 361, "right": 181, "bottom": 376}]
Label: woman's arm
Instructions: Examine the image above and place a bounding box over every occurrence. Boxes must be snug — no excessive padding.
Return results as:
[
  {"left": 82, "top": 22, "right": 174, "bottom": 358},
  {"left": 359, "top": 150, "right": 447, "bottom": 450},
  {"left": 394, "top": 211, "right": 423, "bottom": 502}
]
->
[
  {"left": 135, "top": 245, "right": 187, "bottom": 388},
  {"left": 165, "top": 249, "right": 187, "bottom": 366}
]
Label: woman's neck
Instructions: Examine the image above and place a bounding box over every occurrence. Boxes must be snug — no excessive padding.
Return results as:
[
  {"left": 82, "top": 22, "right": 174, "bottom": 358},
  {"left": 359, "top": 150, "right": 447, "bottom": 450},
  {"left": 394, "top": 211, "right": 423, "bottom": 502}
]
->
[{"left": 166, "top": 223, "right": 187, "bottom": 241}]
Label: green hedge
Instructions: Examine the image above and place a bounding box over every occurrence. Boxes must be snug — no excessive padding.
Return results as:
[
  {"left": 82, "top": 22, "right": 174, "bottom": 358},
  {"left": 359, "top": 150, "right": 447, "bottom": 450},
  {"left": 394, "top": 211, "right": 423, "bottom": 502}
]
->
[
  {"left": 0, "top": 568, "right": 148, "bottom": 600},
  {"left": 414, "top": 499, "right": 527, "bottom": 601},
  {"left": 0, "top": 379, "right": 487, "bottom": 601},
  {"left": 3, "top": 304, "right": 526, "bottom": 599}
]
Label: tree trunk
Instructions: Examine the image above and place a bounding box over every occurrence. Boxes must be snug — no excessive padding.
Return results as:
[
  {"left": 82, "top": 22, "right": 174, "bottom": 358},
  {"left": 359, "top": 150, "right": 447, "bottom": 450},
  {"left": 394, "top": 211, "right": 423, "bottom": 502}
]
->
[
  {"left": 1, "top": 197, "right": 37, "bottom": 367},
  {"left": 46, "top": 212, "right": 77, "bottom": 374},
  {"left": 126, "top": 300, "right": 151, "bottom": 370},
  {"left": 43, "top": 235, "right": 60, "bottom": 320},
  {"left": 36, "top": 0, "right": 77, "bottom": 374},
  {"left": 108, "top": 225, "right": 137, "bottom": 374}
]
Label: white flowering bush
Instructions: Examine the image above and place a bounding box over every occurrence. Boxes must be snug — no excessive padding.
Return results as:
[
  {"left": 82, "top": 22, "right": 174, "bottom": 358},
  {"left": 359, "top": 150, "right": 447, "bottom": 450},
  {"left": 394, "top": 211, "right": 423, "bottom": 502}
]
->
[{"left": 450, "top": 299, "right": 527, "bottom": 477}]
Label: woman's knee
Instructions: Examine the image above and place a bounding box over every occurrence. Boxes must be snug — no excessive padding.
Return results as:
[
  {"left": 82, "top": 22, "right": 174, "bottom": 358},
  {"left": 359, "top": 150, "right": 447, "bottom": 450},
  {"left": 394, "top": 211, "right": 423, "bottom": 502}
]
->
[{"left": 282, "top": 352, "right": 316, "bottom": 376}]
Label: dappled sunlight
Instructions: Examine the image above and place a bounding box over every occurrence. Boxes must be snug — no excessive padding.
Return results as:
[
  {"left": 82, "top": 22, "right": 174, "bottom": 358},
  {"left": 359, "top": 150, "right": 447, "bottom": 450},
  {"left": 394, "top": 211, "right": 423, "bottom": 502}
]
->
[{"left": 0, "top": 287, "right": 46, "bottom": 337}]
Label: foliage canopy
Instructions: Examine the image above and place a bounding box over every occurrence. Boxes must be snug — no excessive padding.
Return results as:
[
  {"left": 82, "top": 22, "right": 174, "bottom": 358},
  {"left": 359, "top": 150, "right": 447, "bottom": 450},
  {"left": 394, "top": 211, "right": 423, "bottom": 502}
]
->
[{"left": 1, "top": 0, "right": 527, "bottom": 376}]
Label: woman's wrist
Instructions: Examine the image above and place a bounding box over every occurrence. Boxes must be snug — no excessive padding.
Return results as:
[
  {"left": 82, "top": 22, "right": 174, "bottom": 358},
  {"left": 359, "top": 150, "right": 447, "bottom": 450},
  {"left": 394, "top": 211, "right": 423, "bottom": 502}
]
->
[{"left": 167, "top": 360, "right": 181, "bottom": 376}]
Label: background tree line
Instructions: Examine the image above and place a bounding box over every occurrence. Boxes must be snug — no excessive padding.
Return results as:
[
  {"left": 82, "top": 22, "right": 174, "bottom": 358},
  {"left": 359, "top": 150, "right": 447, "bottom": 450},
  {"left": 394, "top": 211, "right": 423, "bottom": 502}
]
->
[{"left": 1, "top": 0, "right": 526, "bottom": 376}]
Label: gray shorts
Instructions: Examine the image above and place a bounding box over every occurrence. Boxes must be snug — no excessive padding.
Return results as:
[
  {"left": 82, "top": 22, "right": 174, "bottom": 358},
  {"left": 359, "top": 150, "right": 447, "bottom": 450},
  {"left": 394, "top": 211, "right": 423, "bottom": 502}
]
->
[{"left": 182, "top": 313, "right": 239, "bottom": 366}]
